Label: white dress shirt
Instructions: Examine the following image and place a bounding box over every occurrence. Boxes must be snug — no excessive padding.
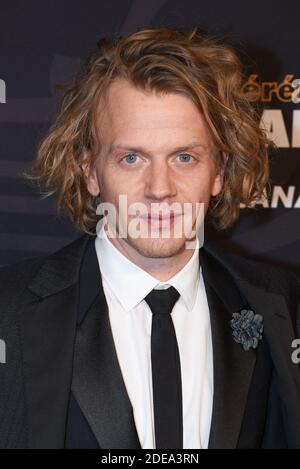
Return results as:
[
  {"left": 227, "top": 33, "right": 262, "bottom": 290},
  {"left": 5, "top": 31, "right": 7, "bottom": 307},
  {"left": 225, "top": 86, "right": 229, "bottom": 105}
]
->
[{"left": 95, "top": 227, "right": 214, "bottom": 449}]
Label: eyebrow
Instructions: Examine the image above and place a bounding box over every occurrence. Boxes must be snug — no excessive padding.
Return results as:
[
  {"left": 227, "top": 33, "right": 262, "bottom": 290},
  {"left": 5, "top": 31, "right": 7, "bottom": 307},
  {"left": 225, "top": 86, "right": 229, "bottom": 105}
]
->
[{"left": 109, "top": 142, "right": 210, "bottom": 156}]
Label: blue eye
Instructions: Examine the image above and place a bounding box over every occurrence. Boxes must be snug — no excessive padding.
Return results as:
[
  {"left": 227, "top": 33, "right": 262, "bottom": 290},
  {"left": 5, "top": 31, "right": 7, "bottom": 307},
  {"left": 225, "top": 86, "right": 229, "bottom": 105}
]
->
[
  {"left": 123, "top": 154, "right": 139, "bottom": 164},
  {"left": 177, "top": 153, "right": 193, "bottom": 163}
]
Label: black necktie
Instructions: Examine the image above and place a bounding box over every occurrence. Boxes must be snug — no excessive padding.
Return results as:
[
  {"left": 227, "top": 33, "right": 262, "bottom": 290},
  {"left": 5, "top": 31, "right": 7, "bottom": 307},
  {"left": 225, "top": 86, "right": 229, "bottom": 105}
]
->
[{"left": 144, "top": 286, "right": 183, "bottom": 449}]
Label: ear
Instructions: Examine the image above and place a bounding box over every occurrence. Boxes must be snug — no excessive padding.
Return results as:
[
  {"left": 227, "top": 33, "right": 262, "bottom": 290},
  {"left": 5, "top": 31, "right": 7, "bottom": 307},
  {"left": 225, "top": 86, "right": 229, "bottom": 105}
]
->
[
  {"left": 211, "top": 151, "right": 228, "bottom": 197},
  {"left": 81, "top": 150, "right": 100, "bottom": 197}
]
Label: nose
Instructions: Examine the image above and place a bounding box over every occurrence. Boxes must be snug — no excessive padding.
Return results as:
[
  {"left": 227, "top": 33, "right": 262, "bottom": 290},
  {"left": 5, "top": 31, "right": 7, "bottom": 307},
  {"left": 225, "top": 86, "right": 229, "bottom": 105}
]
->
[{"left": 144, "top": 159, "right": 177, "bottom": 202}]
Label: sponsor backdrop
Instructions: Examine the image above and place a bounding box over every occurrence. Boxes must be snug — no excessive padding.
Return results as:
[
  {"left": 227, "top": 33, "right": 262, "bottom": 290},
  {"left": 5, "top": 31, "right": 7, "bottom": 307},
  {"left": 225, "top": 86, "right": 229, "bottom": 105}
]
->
[{"left": 0, "top": 0, "right": 299, "bottom": 275}]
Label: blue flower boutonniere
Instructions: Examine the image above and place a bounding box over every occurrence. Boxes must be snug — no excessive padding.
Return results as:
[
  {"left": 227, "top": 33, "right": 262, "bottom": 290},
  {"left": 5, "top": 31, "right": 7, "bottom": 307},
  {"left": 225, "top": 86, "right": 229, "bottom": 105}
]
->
[{"left": 231, "top": 308, "right": 264, "bottom": 351}]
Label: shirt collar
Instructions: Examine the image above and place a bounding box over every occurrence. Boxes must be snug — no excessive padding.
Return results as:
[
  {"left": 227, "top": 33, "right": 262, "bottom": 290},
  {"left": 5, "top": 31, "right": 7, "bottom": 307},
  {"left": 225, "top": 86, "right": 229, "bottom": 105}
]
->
[{"left": 95, "top": 226, "right": 200, "bottom": 313}]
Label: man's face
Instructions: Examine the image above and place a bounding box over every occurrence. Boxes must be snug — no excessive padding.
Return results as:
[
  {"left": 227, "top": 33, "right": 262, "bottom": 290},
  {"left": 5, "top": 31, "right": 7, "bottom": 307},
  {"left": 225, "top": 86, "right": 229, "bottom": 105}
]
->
[{"left": 83, "top": 79, "right": 223, "bottom": 259}]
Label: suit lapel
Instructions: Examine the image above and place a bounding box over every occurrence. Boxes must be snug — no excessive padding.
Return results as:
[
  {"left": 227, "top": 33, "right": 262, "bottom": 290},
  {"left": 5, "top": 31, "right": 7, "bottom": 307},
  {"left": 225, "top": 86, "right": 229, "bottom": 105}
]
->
[
  {"left": 232, "top": 278, "right": 300, "bottom": 448},
  {"left": 202, "top": 242, "right": 300, "bottom": 449},
  {"left": 20, "top": 284, "right": 78, "bottom": 448},
  {"left": 20, "top": 233, "right": 90, "bottom": 448},
  {"left": 21, "top": 232, "right": 141, "bottom": 449},
  {"left": 71, "top": 234, "right": 141, "bottom": 449},
  {"left": 200, "top": 246, "right": 257, "bottom": 449}
]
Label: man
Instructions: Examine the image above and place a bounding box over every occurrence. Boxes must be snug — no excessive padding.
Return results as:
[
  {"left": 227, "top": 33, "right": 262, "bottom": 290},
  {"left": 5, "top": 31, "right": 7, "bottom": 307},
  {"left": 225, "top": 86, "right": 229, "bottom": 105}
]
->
[{"left": 1, "top": 27, "right": 300, "bottom": 449}]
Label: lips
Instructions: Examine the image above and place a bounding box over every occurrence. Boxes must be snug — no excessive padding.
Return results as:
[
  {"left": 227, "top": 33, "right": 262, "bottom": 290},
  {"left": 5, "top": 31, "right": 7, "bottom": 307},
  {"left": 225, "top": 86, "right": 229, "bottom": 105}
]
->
[
  {"left": 137, "top": 211, "right": 181, "bottom": 230},
  {"left": 145, "top": 213, "right": 175, "bottom": 220},
  {"left": 138, "top": 209, "right": 180, "bottom": 219}
]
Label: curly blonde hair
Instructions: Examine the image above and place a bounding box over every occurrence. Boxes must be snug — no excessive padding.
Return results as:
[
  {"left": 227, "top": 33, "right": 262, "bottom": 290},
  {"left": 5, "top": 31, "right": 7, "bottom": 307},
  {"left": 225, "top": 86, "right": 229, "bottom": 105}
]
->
[{"left": 24, "top": 26, "right": 272, "bottom": 234}]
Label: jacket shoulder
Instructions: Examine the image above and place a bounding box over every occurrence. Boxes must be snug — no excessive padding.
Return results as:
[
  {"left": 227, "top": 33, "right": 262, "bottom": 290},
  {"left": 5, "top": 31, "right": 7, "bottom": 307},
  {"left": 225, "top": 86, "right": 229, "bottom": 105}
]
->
[
  {"left": 204, "top": 243, "right": 300, "bottom": 305},
  {"left": 0, "top": 256, "right": 45, "bottom": 312},
  {"left": 0, "top": 233, "right": 90, "bottom": 313}
]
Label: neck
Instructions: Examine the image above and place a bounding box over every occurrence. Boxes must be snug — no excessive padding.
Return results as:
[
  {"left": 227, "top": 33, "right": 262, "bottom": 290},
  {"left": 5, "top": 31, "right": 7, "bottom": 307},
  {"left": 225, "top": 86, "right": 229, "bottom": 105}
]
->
[{"left": 106, "top": 235, "right": 197, "bottom": 281}]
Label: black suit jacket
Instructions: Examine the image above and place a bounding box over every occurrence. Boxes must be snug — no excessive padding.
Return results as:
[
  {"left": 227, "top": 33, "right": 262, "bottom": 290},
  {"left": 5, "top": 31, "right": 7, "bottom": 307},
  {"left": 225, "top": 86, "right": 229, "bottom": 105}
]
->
[{"left": 0, "top": 233, "right": 300, "bottom": 449}]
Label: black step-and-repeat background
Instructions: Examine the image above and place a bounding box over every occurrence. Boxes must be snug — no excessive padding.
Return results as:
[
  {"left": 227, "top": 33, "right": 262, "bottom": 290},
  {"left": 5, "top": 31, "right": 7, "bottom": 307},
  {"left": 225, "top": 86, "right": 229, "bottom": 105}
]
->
[{"left": 0, "top": 0, "right": 299, "bottom": 275}]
